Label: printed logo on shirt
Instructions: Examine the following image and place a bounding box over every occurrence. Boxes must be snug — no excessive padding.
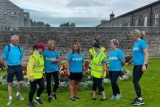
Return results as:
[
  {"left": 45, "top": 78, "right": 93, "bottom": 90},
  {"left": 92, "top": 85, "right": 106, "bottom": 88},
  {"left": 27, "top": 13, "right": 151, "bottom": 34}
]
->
[
  {"left": 133, "top": 47, "right": 139, "bottom": 51},
  {"left": 45, "top": 57, "right": 56, "bottom": 60},
  {"left": 72, "top": 57, "right": 82, "bottom": 61},
  {"left": 109, "top": 56, "right": 118, "bottom": 60}
]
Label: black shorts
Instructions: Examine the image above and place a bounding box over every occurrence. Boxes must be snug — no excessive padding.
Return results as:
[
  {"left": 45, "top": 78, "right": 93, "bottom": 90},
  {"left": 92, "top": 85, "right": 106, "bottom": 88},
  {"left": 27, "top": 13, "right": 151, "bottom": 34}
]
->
[
  {"left": 69, "top": 72, "right": 82, "bottom": 80},
  {"left": 7, "top": 65, "right": 23, "bottom": 83}
]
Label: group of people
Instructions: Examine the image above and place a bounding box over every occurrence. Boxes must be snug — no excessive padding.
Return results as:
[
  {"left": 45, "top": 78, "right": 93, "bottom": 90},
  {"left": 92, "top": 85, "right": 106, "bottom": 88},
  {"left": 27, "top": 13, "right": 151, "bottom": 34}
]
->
[{"left": 1, "top": 29, "right": 148, "bottom": 106}]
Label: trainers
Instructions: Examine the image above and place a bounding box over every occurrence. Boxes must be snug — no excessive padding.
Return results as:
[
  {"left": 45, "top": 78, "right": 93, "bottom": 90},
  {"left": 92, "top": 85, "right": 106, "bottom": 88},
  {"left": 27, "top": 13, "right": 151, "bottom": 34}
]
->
[
  {"left": 48, "top": 96, "right": 52, "bottom": 102},
  {"left": 115, "top": 94, "right": 121, "bottom": 100},
  {"left": 27, "top": 102, "right": 35, "bottom": 107},
  {"left": 34, "top": 98, "right": 43, "bottom": 105},
  {"left": 92, "top": 98, "right": 96, "bottom": 101},
  {"left": 131, "top": 97, "right": 138, "bottom": 104},
  {"left": 131, "top": 98, "right": 145, "bottom": 106},
  {"left": 110, "top": 95, "right": 116, "bottom": 100},
  {"left": 100, "top": 98, "right": 107, "bottom": 101},
  {"left": 51, "top": 93, "right": 57, "bottom": 99},
  {"left": 70, "top": 97, "right": 76, "bottom": 101},
  {"left": 16, "top": 95, "right": 24, "bottom": 100},
  {"left": 7, "top": 99, "right": 12, "bottom": 105},
  {"left": 74, "top": 96, "right": 80, "bottom": 99}
]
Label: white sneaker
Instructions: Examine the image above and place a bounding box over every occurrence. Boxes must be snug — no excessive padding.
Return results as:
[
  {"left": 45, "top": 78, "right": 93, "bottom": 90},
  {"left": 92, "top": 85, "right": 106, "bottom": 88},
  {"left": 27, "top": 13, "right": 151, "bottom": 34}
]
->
[
  {"left": 7, "top": 99, "right": 12, "bottom": 105},
  {"left": 16, "top": 95, "right": 24, "bottom": 100}
]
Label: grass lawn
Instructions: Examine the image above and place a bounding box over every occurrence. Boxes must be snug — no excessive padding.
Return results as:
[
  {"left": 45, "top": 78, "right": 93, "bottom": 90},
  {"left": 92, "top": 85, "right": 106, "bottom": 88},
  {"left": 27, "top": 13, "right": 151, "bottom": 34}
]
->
[{"left": 0, "top": 58, "right": 160, "bottom": 107}]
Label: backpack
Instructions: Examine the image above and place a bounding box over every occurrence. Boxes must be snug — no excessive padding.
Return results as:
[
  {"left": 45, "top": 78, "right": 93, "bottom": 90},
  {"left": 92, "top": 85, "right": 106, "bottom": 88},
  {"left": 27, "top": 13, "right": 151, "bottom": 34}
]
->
[{"left": 8, "top": 45, "right": 21, "bottom": 52}]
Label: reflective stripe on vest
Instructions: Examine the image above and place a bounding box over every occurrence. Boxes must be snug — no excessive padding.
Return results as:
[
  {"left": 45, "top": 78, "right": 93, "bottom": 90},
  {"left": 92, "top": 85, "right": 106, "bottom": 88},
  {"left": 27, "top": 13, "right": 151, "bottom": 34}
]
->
[{"left": 91, "top": 53, "right": 104, "bottom": 68}]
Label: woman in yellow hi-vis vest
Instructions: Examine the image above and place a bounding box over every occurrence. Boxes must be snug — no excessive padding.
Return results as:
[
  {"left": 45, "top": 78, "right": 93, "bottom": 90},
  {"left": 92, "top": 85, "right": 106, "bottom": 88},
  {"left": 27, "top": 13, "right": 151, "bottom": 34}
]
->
[
  {"left": 91, "top": 42, "right": 107, "bottom": 101},
  {"left": 27, "top": 43, "right": 46, "bottom": 107}
]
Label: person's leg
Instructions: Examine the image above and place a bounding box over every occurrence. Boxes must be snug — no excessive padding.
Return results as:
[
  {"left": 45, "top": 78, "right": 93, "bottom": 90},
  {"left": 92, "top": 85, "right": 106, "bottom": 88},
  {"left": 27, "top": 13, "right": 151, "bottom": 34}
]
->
[
  {"left": 34, "top": 78, "right": 45, "bottom": 105},
  {"left": 15, "top": 65, "right": 24, "bottom": 100},
  {"left": 7, "top": 66, "right": 14, "bottom": 105},
  {"left": 45, "top": 73, "right": 51, "bottom": 96},
  {"left": 74, "top": 73, "right": 82, "bottom": 98},
  {"left": 92, "top": 77, "right": 97, "bottom": 99},
  {"left": 111, "top": 71, "right": 121, "bottom": 99},
  {"left": 97, "top": 78, "right": 106, "bottom": 100},
  {"left": 133, "top": 65, "right": 143, "bottom": 98},
  {"left": 29, "top": 80, "right": 37, "bottom": 102},
  {"left": 132, "top": 65, "right": 145, "bottom": 105},
  {"left": 52, "top": 71, "right": 59, "bottom": 99}
]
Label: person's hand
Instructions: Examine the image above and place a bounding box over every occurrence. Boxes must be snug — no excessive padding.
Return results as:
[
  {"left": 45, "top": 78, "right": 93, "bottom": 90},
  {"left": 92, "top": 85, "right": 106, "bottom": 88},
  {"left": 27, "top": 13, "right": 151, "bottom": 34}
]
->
[
  {"left": 82, "top": 71, "right": 86, "bottom": 76},
  {"left": 142, "top": 65, "right": 146, "bottom": 72},
  {"left": 67, "top": 71, "right": 70, "bottom": 76},
  {"left": 29, "top": 76, "right": 35, "bottom": 82},
  {"left": 101, "top": 73, "right": 104, "bottom": 78}
]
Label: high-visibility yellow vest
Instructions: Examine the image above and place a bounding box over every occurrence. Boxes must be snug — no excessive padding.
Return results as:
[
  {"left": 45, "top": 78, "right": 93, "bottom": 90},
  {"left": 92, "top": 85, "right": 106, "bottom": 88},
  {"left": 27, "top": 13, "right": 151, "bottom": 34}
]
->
[
  {"left": 28, "top": 52, "right": 44, "bottom": 79},
  {"left": 89, "top": 47, "right": 106, "bottom": 57},
  {"left": 91, "top": 52, "right": 106, "bottom": 78}
]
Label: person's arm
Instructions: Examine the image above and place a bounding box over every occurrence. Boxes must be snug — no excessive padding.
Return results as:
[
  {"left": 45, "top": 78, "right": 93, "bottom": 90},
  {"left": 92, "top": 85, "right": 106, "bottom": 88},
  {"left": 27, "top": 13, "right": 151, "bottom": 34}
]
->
[
  {"left": 142, "top": 48, "right": 148, "bottom": 72},
  {"left": 121, "top": 58, "right": 125, "bottom": 66},
  {"left": 101, "top": 62, "right": 106, "bottom": 77},
  {"left": 2, "top": 59, "right": 8, "bottom": 69},
  {"left": 20, "top": 47, "right": 24, "bottom": 66},
  {"left": 2, "top": 46, "right": 8, "bottom": 69},
  {"left": 66, "top": 61, "right": 70, "bottom": 76},
  {"left": 27, "top": 57, "right": 36, "bottom": 78}
]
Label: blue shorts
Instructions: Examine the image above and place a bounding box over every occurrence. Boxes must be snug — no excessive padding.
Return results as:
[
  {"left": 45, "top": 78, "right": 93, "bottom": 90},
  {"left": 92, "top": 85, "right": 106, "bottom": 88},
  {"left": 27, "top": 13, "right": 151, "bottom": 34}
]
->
[{"left": 7, "top": 65, "right": 23, "bottom": 83}]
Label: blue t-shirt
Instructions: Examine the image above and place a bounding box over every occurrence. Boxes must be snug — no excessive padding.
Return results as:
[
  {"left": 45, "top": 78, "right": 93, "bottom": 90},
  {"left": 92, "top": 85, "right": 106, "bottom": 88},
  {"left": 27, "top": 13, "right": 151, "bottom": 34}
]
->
[
  {"left": 43, "top": 49, "right": 60, "bottom": 73},
  {"left": 2, "top": 44, "right": 24, "bottom": 66},
  {"left": 67, "top": 52, "right": 84, "bottom": 73},
  {"left": 108, "top": 48, "right": 125, "bottom": 71},
  {"left": 132, "top": 39, "right": 147, "bottom": 65}
]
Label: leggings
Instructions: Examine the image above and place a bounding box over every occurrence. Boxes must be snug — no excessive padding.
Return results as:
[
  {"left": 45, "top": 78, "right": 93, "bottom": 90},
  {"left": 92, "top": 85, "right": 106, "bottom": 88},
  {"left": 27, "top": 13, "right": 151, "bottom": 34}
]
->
[
  {"left": 109, "top": 71, "right": 121, "bottom": 96},
  {"left": 92, "top": 77, "right": 104, "bottom": 91},
  {"left": 133, "top": 65, "right": 146, "bottom": 97},
  {"left": 46, "top": 71, "right": 59, "bottom": 96},
  {"left": 29, "top": 78, "right": 45, "bottom": 102}
]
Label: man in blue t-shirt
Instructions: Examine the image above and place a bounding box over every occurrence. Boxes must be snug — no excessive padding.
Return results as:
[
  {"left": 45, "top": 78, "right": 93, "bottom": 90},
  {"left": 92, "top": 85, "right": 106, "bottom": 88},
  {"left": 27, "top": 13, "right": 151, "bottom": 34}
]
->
[{"left": 2, "top": 35, "right": 24, "bottom": 105}]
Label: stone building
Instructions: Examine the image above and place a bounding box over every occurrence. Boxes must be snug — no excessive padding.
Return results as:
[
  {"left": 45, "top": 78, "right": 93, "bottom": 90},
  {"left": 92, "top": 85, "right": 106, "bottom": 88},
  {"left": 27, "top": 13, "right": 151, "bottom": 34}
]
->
[
  {"left": 98, "top": 0, "right": 160, "bottom": 27},
  {"left": 0, "top": 0, "right": 30, "bottom": 30}
]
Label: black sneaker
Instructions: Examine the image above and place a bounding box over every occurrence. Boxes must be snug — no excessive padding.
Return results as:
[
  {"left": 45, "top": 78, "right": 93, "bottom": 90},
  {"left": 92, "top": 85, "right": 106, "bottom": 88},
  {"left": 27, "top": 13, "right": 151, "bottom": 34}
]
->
[
  {"left": 74, "top": 96, "right": 80, "bottom": 99},
  {"left": 131, "top": 99, "right": 144, "bottom": 106},
  {"left": 27, "top": 102, "right": 35, "bottom": 107},
  {"left": 70, "top": 97, "right": 76, "bottom": 101},
  {"left": 51, "top": 93, "right": 57, "bottom": 99},
  {"left": 48, "top": 97, "right": 52, "bottom": 102},
  {"left": 34, "top": 98, "right": 43, "bottom": 105},
  {"left": 92, "top": 98, "right": 96, "bottom": 101},
  {"left": 100, "top": 98, "right": 107, "bottom": 101}
]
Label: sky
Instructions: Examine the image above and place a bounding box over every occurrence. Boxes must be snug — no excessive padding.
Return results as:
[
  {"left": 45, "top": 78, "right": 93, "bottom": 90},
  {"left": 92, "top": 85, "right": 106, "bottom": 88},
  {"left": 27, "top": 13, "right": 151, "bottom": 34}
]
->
[{"left": 10, "top": 0, "right": 158, "bottom": 27}]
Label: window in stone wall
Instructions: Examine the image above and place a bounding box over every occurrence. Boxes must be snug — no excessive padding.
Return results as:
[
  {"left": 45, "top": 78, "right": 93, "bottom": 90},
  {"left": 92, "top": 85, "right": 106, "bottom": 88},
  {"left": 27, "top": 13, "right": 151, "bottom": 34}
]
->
[
  {"left": 144, "top": 16, "right": 148, "bottom": 26},
  {"left": 135, "top": 18, "right": 138, "bottom": 26},
  {"left": 155, "top": 13, "right": 159, "bottom": 26},
  {"left": 127, "top": 20, "right": 131, "bottom": 26}
]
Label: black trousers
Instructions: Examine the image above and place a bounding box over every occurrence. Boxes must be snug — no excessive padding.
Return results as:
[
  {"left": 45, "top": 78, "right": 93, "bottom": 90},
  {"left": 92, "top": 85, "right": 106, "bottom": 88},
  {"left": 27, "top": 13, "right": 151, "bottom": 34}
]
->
[
  {"left": 133, "top": 65, "right": 146, "bottom": 97},
  {"left": 109, "top": 71, "right": 121, "bottom": 96},
  {"left": 29, "top": 78, "right": 45, "bottom": 102},
  {"left": 92, "top": 77, "right": 104, "bottom": 92},
  {"left": 46, "top": 71, "right": 59, "bottom": 96}
]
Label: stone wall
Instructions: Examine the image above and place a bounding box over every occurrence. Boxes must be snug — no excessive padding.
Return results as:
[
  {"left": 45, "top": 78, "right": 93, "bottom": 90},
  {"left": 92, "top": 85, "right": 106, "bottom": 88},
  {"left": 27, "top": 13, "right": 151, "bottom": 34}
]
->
[{"left": 0, "top": 27, "right": 159, "bottom": 63}]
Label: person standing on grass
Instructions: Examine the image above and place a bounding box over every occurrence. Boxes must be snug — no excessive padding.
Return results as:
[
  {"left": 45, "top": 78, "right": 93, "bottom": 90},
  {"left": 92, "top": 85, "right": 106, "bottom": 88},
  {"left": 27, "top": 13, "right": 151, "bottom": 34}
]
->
[
  {"left": 130, "top": 29, "right": 148, "bottom": 106},
  {"left": 27, "top": 43, "right": 46, "bottom": 107},
  {"left": 43, "top": 40, "right": 61, "bottom": 102},
  {"left": 90, "top": 42, "right": 107, "bottom": 101},
  {"left": 89, "top": 38, "right": 106, "bottom": 95},
  {"left": 108, "top": 39, "right": 125, "bottom": 100},
  {"left": 2, "top": 35, "right": 24, "bottom": 105},
  {"left": 66, "top": 41, "right": 86, "bottom": 101}
]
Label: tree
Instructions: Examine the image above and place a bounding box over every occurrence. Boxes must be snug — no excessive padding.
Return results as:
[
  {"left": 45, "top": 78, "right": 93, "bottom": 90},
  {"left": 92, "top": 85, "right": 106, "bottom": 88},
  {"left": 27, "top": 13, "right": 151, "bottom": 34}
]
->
[
  {"left": 59, "top": 22, "right": 76, "bottom": 27},
  {"left": 30, "top": 19, "right": 51, "bottom": 27}
]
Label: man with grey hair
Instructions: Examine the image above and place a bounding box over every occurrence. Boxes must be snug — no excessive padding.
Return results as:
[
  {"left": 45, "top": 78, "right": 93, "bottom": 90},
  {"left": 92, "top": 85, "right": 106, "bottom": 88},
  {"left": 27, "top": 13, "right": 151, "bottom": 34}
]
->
[{"left": 2, "top": 35, "right": 24, "bottom": 105}]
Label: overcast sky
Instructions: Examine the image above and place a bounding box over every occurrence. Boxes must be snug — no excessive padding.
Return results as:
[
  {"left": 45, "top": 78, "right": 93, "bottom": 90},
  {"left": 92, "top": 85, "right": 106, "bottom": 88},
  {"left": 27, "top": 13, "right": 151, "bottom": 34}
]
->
[{"left": 10, "top": 0, "right": 158, "bottom": 27}]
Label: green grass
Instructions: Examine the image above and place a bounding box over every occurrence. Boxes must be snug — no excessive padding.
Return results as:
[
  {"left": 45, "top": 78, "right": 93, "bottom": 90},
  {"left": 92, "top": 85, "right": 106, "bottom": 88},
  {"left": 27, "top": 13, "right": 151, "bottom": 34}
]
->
[{"left": 0, "top": 58, "right": 160, "bottom": 107}]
